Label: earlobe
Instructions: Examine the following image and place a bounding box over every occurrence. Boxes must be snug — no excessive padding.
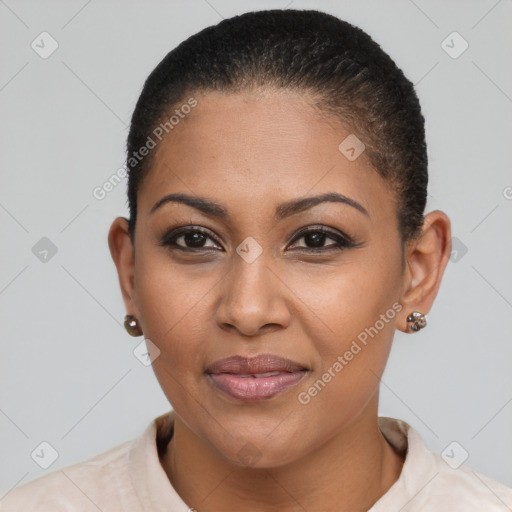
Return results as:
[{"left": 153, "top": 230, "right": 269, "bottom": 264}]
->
[
  {"left": 108, "top": 217, "right": 138, "bottom": 314},
  {"left": 397, "top": 210, "right": 452, "bottom": 334}
]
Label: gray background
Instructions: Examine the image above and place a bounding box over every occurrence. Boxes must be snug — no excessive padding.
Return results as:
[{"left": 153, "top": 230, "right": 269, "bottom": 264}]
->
[{"left": 1, "top": 0, "right": 511, "bottom": 497}]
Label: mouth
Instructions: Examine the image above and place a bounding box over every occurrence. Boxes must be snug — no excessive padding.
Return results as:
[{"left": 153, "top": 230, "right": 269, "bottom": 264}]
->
[{"left": 205, "top": 353, "right": 308, "bottom": 402}]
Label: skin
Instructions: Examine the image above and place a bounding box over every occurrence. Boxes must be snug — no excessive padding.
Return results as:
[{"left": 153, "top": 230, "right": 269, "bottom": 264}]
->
[{"left": 108, "top": 88, "right": 451, "bottom": 511}]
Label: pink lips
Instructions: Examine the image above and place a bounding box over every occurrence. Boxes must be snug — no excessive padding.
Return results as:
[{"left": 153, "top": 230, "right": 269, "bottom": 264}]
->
[{"left": 206, "top": 354, "right": 308, "bottom": 402}]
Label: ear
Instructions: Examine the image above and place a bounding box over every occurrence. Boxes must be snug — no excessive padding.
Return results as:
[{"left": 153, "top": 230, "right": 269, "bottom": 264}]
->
[
  {"left": 108, "top": 217, "right": 139, "bottom": 316},
  {"left": 397, "top": 210, "right": 452, "bottom": 333}
]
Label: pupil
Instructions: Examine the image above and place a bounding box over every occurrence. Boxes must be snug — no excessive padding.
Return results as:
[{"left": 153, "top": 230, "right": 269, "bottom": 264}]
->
[
  {"left": 305, "top": 232, "right": 325, "bottom": 247},
  {"left": 186, "top": 232, "right": 205, "bottom": 247}
]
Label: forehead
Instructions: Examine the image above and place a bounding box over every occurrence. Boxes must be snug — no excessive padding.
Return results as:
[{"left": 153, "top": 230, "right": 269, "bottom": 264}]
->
[{"left": 137, "top": 89, "right": 394, "bottom": 222}]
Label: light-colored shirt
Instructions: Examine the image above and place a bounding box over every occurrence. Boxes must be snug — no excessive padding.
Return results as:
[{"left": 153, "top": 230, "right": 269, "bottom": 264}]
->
[{"left": 1, "top": 410, "right": 511, "bottom": 511}]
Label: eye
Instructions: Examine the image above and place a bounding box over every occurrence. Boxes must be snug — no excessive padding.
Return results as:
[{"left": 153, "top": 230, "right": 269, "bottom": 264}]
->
[
  {"left": 287, "top": 226, "right": 356, "bottom": 252},
  {"left": 159, "top": 225, "right": 359, "bottom": 253},
  {"left": 159, "top": 227, "right": 222, "bottom": 251}
]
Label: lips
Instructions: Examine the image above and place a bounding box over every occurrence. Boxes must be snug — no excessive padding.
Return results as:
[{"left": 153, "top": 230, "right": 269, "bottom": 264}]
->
[
  {"left": 205, "top": 354, "right": 308, "bottom": 402},
  {"left": 205, "top": 353, "right": 307, "bottom": 375}
]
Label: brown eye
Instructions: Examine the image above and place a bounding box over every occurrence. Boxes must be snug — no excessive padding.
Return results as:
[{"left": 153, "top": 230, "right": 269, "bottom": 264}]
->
[
  {"left": 288, "top": 227, "right": 355, "bottom": 252},
  {"left": 160, "top": 227, "right": 222, "bottom": 251},
  {"left": 160, "top": 225, "right": 358, "bottom": 254}
]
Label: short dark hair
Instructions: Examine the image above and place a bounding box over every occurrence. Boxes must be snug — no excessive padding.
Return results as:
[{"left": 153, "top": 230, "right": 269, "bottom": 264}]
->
[{"left": 126, "top": 8, "right": 427, "bottom": 246}]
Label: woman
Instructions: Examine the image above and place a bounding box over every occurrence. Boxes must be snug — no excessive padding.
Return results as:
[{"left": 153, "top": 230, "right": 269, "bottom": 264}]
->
[{"left": 3, "top": 8, "right": 511, "bottom": 511}]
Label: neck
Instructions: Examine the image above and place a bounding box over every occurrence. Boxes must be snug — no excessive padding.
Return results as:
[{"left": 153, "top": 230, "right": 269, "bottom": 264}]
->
[{"left": 160, "top": 396, "right": 404, "bottom": 512}]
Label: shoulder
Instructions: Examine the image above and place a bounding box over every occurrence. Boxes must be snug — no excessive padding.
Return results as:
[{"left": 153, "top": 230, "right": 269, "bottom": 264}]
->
[
  {"left": 376, "top": 417, "right": 512, "bottom": 511},
  {"left": 426, "top": 447, "right": 512, "bottom": 510},
  {"left": 0, "top": 438, "right": 136, "bottom": 512}
]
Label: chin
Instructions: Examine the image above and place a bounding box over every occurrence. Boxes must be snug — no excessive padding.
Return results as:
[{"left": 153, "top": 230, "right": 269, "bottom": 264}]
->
[{"left": 214, "top": 435, "right": 303, "bottom": 470}]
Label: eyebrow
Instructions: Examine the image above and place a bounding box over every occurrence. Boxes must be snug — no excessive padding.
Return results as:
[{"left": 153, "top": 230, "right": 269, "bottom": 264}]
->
[{"left": 150, "top": 192, "right": 369, "bottom": 220}]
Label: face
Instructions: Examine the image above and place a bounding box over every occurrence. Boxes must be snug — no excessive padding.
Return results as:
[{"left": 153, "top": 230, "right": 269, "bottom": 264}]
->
[{"left": 124, "top": 89, "right": 408, "bottom": 467}]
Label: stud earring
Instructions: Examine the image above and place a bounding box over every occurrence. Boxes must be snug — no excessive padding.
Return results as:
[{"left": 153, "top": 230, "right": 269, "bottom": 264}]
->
[
  {"left": 124, "top": 314, "right": 143, "bottom": 337},
  {"left": 406, "top": 312, "right": 427, "bottom": 332}
]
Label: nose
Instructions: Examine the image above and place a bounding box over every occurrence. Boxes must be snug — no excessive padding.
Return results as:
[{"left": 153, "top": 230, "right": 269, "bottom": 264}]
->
[{"left": 215, "top": 249, "right": 290, "bottom": 337}]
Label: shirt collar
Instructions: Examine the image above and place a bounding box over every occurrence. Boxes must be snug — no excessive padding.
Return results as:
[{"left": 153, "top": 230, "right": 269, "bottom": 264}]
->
[
  {"left": 128, "top": 409, "right": 189, "bottom": 511},
  {"left": 369, "top": 417, "right": 439, "bottom": 511},
  {"left": 128, "top": 410, "right": 437, "bottom": 511}
]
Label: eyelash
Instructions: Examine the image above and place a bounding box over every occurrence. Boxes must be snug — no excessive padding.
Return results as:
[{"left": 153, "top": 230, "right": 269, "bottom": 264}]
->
[{"left": 159, "top": 225, "right": 359, "bottom": 254}]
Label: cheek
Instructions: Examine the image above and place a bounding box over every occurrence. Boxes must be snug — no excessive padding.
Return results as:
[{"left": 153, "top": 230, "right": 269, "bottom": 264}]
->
[
  {"left": 134, "top": 266, "right": 209, "bottom": 414},
  {"left": 294, "top": 300, "right": 398, "bottom": 440},
  {"left": 133, "top": 251, "right": 213, "bottom": 389},
  {"left": 294, "top": 243, "right": 402, "bottom": 410},
  {"left": 308, "top": 243, "right": 402, "bottom": 350},
  {"left": 134, "top": 244, "right": 213, "bottom": 338}
]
